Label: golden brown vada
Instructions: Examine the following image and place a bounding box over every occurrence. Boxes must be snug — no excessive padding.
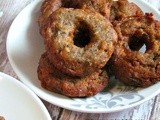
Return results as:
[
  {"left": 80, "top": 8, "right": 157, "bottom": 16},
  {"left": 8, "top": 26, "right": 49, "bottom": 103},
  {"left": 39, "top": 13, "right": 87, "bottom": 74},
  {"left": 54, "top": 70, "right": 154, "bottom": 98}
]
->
[
  {"left": 43, "top": 8, "right": 117, "bottom": 76},
  {"left": 111, "top": 13, "right": 160, "bottom": 87},
  {"left": 37, "top": 52, "right": 109, "bottom": 97}
]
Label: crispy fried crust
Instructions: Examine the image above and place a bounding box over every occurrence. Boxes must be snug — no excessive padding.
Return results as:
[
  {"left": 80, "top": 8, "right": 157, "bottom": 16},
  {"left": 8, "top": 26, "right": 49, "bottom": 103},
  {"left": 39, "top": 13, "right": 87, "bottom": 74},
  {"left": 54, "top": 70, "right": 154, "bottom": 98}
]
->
[
  {"left": 0, "top": 116, "right": 5, "bottom": 120},
  {"left": 111, "top": 14, "right": 160, "bottom": 87},
  {"left": 37, "top": 52, "right": 108, "bottom": 97},
  {"left": 79, "top": 0, "right": 112, "bottom": 19},
  {"left": 42, "top": 8, "right": 117, "bottom": 76},
  {"left": 39, "top": 0, "right": 112, "bottom": 34},
  {"left": 38, "top": 0, "right": 82, "bottom": 29},
  {"left": 110, "top": 0, "right": 144, "bottom": 22}
]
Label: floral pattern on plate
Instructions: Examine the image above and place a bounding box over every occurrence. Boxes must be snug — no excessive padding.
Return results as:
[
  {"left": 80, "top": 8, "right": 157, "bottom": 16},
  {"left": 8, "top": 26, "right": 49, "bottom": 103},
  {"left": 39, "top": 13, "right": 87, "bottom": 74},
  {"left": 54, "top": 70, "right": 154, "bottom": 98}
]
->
[
  {"left": 71, "top": 77, "right": 144, "bottom": 109},
  {"left": 6, "top": 0, "right": 160, "bottom": 113}
]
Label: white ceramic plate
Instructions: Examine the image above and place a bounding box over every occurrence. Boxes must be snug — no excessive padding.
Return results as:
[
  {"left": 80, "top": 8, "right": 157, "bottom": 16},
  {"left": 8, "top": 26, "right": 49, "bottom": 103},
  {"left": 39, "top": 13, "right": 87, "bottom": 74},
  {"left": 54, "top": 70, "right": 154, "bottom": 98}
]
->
[
  {"left": 6, "top": 0, "right": 160, "bottom": 113},
  {"left": 0, "top": 72, "right": 51, "bottom": 120}
]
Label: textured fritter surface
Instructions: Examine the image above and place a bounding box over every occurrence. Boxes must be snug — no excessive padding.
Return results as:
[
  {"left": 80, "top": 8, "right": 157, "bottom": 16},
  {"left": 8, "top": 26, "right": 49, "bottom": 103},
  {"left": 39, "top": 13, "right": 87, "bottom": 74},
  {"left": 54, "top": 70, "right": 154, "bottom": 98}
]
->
[
  {"left": 38, "top": 0, "right": 112, "bottom": 34},
  {"left": 42, "top": 8, "right": 117, "bottom": 76},
  {"left": 110, "top": 0, "right": 144, "bottom": 22},
  {"left": 37, "top": 52, "right": 109, "bottom": 97},
  {"left": 111, "top": 14, "right": 160, "bottom": 87},
  {"left": 79, "top": 0, "right": 112, "bottom": 19},
  {"left": 38, "top": 0, "right": 82, "bottom": 29}
]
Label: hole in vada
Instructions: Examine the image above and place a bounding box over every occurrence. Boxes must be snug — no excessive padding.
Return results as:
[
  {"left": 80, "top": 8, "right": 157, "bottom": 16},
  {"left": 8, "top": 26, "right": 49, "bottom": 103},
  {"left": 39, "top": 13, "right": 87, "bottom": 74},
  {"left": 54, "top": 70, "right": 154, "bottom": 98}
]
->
[
  {"left": 73, "top": 21, "right": 91, "bottom": 48},
  {"left": 128, "top": 33, "right": 150, "bottom": 53},
  {"left": 62, "top": 0, "right": 80, "bottom": 8}
]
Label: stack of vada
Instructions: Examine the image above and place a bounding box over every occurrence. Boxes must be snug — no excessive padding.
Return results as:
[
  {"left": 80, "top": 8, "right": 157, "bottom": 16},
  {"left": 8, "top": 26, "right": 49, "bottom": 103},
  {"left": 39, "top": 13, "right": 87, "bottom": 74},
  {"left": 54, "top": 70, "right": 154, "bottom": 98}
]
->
[
  {"left": 37, "top": 0, "right": 160, "bottom": 98},
  {"left": 37, "top": 0, "right": 117, "bottom": 97},
  {"left": 110, "top": 1, "right": 160, "bottom": 87}
]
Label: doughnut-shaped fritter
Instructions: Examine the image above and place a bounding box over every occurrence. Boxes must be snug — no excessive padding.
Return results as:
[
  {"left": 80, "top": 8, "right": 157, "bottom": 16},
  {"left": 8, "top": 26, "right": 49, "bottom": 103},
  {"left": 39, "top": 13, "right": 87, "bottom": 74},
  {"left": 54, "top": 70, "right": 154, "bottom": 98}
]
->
[
  {"left": 43, "top": 8, "right": 117, "bottom": 76},
  {"left": 111, "top": 14, "right": 160, "bottom": 87},
  {"left": 37, "top": 52, "right": 109, "bottom": 97}
]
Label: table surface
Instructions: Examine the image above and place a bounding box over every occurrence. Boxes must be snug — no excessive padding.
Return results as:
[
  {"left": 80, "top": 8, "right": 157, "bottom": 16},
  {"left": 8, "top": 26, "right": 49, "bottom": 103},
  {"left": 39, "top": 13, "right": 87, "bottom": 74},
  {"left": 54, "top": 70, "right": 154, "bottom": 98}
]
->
[{"left": 1, "top": 0, "right": 160, "bottom": 119}]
